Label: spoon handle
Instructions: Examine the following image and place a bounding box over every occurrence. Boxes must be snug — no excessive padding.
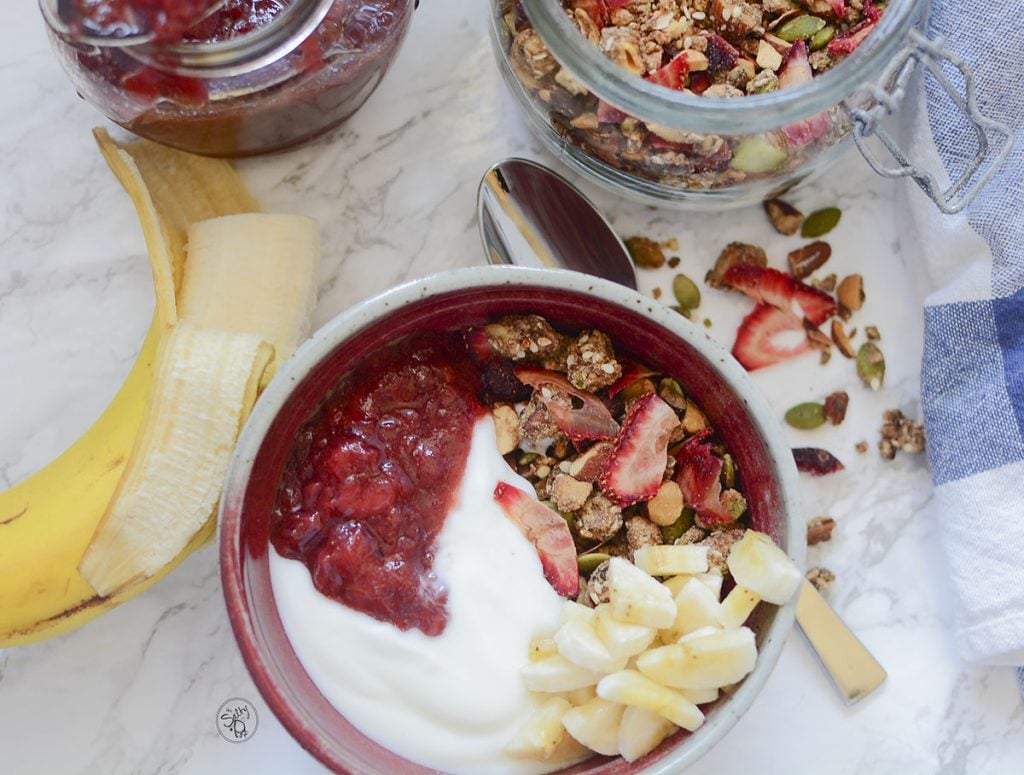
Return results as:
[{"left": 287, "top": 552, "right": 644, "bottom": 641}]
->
[{"left": 795, "top": 580, "right": 887, "bottom": 705}]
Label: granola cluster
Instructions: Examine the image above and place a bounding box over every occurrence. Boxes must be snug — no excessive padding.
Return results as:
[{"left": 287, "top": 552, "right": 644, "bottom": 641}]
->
[
  {"left": 502, "top": 1, "right": 884, "bottom": 190},
  {"left": 475, "top": 314, "right": 751, "bottom": 600}
]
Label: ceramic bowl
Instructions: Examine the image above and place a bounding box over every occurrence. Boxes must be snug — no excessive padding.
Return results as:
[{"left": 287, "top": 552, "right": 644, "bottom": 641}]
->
[{"left": 220, "top": 264, "right": 805, "bottom": 774}]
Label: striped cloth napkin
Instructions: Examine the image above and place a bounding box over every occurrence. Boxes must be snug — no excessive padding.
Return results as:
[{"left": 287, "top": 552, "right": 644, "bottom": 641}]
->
[{"left": 897, "top": 4, "right": 1023, "bottom": 686}]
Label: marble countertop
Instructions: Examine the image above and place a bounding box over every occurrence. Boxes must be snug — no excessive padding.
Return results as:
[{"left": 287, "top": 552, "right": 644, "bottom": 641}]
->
[{"left": 1, "top": 2, "right": 1021, "bottom": 773}]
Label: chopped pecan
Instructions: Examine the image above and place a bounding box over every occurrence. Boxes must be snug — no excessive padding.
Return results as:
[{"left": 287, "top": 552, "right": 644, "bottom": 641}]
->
[
  {"left": 823, "top": 391, "right": 849, "bottom": 426},
  {"left": 879, "top": 409, "right": 926, "bottom": 460},
  {"left": 788, "top": 241, "right": 832, "bottom": 280},
  {"left": 806, "top": 566, "right": 836, "bottom": 592},
  {"left": 806, "top": 516, "right": 836, "bottom": 545}
]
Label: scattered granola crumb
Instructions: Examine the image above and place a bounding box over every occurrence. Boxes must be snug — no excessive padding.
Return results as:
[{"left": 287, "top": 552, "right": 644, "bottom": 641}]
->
[
  {"left": 668, "top": 256, "right": 682, "bottom": 269},
  {"left": 814, "top": 273, "right": 838, "bottom": 292},
  {"left": 806, "top": 516, "right": 837, "bottom": 545},
  {"left": 701, "top": 528, "right": 746, "bottom": 573},
  {"left": 855, "top": 440, "right": 869, "bottom": 454},
  {"left": 625, "top": 236, "right": 667, "bottom": 268},
  {"left": 707, "top": 242, "right": 768, "bottom": 288},
  {"left": 675, "top": 526, "right": 707, "bottom": 546},
  {"left": 577, "top": 491, "right": 624, "bottom": 541},
  {"left": 567, "top": 329, "right": 623, "bottom": 391},
  {"left": 652, "top": 287, "right": 663, "bottom": 300},
  {"left": 625, "top": 515, "right": 663, "bottom": 557},
  {"left": 763, "top": 198, "right": 804, "bottom": 235},
  {"left": 823, "top": 391, "right": 849, "bottom": 426},
  {"left": 703, "top": 318, "right": 713, "bottom": 328},
  {"left": 663, "top": 238, "right": 680, "bottom": 251},
  {"left": 879, "top": 409, "right": 926, "bottom": 460},
  {"left": 865, "top": 325, "right": 881, "bottom": 341},
  {"left": 820, "top": 348, "right": 832, "bottom": 365},
  {"left": 806, "top": 566, "right": 835, "bottom": 592}
]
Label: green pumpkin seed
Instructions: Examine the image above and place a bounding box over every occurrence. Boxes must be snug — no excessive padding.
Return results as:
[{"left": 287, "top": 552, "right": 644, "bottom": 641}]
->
[
  {"left": 577, "top": 552, "right": 612, "bottom": 574},
  {"left": 731, "top": 136, "right": 788, "bottom": 174},
  {"left": 809, "top": 25, "right": 836, "bottom": 51},
  {"left": 661, "top": 508, "right": 696, "bottom": 543},
  {"left": 776, "top": 15, "right": 826, "bottom": 42},
  {"left": 857, "top": 342, "right": 886, "bottom": 390},
  {"left": 673, "top": 273, "right": 701, "bottom": 310},
  {"left": 801, "top": 207, "right": 842, "bottom": 238},
  {"left": 620, "top": 380, "right": 651, "bottom": 401},
  {"left": 720, "top": 453, "right": 736, "bottom": 489},
  {"left": 785, "top": 402, "right": 827, "bottom": 430},
  {"left": 518, "top": 452, "right": 540, "bottom": 466}
]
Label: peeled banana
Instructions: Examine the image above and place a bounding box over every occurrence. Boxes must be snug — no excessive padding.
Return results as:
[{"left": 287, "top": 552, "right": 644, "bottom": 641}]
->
[{"left": 0, "top": 131, "right": 317, "bottom": 646}]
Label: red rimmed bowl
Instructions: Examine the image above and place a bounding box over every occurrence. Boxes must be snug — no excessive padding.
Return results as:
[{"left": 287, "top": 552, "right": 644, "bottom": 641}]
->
[{"left": 220, "top": 265, "right": 804, "bottom": 774}]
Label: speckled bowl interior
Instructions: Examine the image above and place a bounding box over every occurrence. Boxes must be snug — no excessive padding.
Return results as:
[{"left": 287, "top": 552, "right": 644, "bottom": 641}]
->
[{"left": 220, "top": 266, "right": 804, "bottom": 775}]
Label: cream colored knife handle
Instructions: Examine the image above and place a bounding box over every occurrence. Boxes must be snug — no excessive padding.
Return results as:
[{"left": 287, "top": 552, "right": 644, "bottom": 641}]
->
[{"left": 796, "top": 579, "right": 887, "bottom": 705}]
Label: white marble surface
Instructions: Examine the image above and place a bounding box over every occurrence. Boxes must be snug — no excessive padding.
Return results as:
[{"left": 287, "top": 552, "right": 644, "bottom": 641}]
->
[{"left": 1, "top": 2, "right": 1022, "bottom": 773}]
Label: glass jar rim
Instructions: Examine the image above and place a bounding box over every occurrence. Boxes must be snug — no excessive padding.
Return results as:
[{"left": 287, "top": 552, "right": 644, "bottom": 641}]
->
[
  {"left": 39, "top": 0, "right": 335, "bottom": 78},
  {"left": 517, "top": 0, "right": 922, "bottom": 134}
]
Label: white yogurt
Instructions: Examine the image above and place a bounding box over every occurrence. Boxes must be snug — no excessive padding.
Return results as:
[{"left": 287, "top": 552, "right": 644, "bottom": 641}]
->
[{"left": 270, "top": 417, "right": 576, "bottom": 774}]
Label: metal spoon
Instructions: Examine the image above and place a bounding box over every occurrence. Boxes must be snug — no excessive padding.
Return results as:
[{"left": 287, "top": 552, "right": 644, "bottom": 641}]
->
[
  {"left": 476, "top": 158, "right": 886, "bottom": 706},
  {"left": 477, "top": 158, "right": 638, "bottom": 289}
]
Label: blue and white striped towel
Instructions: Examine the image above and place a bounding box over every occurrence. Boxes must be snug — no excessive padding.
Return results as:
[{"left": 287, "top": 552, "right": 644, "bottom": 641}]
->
[{"left": 898, "top": 4, "right": 1023, "bottom": 682}]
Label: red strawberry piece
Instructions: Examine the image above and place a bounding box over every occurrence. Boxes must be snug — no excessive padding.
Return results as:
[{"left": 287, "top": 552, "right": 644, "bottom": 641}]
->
[
  {"left": 706, "top": 33, "right": 741, "bottom": 72},
  {"left": 647, "top": 53, "right": 691, "bottom": 90},
  {"left": 494, "top": 483, "right": 579, "bottom": 597},
  {"left": 598, "top": 393, "right": 680, "bottom": 507},
  {"left": 673, "top": 430, "right": 736, "bottom": 526},
  {"left": 722, "top": 265, "right": 837, "bottom": 326},
  {"left": 515, "top": 367, "right": 620, "bottom": 442},
  {"left": 732, "top": 304, "right": 810, "bottom": 371},
  {"left": 793, "top": 447, "right": 845, "bottom": 475},
  {"left": 121, "top": 67, "right": 208, "bottom": 105},
  {"left": 778, "top": 40, "right": 813, "bottom": 89},
  {"left": 688, "top": 71, "right": 711, "bottom": 94},
  {"left": 830, "top": 0, "right": 846, "bottom": 16},
  {"left": 597, "top": 99, "right": 629, "bottom": 124},
  {"left": 827, "top": 17, "right": 879, "bottom": 58},
  {"left": 607, "top": 361, "right": 659, "bottom": 398}
]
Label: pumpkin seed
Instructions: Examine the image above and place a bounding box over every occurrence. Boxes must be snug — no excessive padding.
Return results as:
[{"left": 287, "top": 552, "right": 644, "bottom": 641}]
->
[
  {"left": 660, "top": 508, "right": 696, "bottom": 543},
  {"left": 518, "top": 452, "right": 540, "bottom": 465},
  {"left": 731, "top": 136, "right": 788, "bottom": 173},
  {"left": 857, "top": 342, "right": 886, "bottom": 390},
  {"left": 661, "top": 377, "right": 684, "bottom": 397},
  {"left": 670, "top": 305, "right": 692, "bottom": 320},
  {"left": 620, "top": 380, "right": 651, "bottom": 401},
  {"left": 776, "top": 14, "right": 826, "bottom": 42},
  {"left": 625, "top": 236, "right": 666, "bottom": 268},
  {"left": 672, "top": 273, "right": 701, "bottom": 310},
  {"left": 578, "top": 552, "right": 612, "bottom": 574},
  {"left": 809, "top": 25, "right": 836, "bottom": 51},
  {"left": 785, "top": 402, "right": 827, "bottom": 430},
  {"left": 802, "top": 207, "right": 842, "bottom": 238},
  {"left": 720, "top": 453, "right": 736, "bottom": 489}
]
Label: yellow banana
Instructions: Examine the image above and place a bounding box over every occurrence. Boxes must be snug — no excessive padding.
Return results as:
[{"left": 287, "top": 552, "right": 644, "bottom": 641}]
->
[{"left": 0, "top": 131, "right": 259, "bottom": 647}]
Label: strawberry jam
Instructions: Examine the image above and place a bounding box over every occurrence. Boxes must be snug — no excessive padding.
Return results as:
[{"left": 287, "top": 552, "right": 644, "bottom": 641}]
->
[{"left": 271, "top": 332, "right": 487, "bottom": 636}]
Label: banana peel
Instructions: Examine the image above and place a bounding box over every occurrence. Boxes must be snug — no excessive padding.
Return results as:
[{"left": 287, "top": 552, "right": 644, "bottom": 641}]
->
[{"left": 0, "top": 131, "right": 271, "bottom": 647}]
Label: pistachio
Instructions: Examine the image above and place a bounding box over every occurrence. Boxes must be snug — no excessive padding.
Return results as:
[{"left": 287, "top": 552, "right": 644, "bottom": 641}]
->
[
  {"left": 831, "top": 319, "right": 856, "bottom": 358},
  {"left": 785, "top": 402, "right": 827, "bottom": 429},
  {"left": 763, "top": 197, "right": 804, "bottom": 235},
  {"left": 837, "top": 273, "right": 865, "bottom": 311},
  {"left": 788, "top": 240, "right": 832, "bottom": 280},
  {"left": 801, "top": 207, "right": 842, "bottom": 238},
  {"left": 814, "top": 272, "right": 838, "bottom": 292},
  {"left": 809, "top": 25, "right": 835, "bottom": 51},
  {"left": 624, "top": 236, "right": 666, "bottom": 268},
  {"left": 776, "top": 14, "right": 826, "bottom": 42},
  {"left": 660, "top": 508, "right": 696, "bottom": 543},
  {"left": 621, "top": 378, "right": 655, "bottom": 402},
  {"left": 672, "top": 273, "right": 701, "bottom": 310},
  {"left": 857, "top": 342, "right": 886, "bottom": 390},
  {"left": 577, "top": 552, "right": 612, "bottom": 574}
]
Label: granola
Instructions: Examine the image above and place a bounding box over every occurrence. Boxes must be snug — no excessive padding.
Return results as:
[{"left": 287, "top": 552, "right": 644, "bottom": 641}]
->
[{"left": 501, "top": 0, "right": 884, "bottom": 190}]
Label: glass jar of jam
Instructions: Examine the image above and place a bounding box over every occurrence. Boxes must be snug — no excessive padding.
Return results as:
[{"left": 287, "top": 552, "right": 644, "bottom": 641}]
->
[{"left": 41, "top": 0, "right": 416, "bottom": 157}]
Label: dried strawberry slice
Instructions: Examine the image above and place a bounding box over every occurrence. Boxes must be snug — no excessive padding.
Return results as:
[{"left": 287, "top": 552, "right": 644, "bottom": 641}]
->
[
  {"left": 793, "top": 447, "right": 845, "bottom": 475},
  {"left": 464, "top": 327, "right": 496, "bottom": 363},
  {"left": 706, "top": 33, "right": 741, "bottom": 72},
  {"left": 674, "top": 431, "right": 735, "bottom": 525},
  {"left": 607, "top": 361, "right": 659, "bottom": 398},
  {"left": 597, "top": 99, "right": 629, "bottom": 124},
  {"left": 732, "top": 304, "right": 810, "bottom": 371},
  {"left": 723, "top": 265, "right": 837, "bottom": 326},
  {"left": 599, "top": 393, "right": 680, "bottom": 507},
  {"left": 827, "top": 17, "right": 879, "bottom": 58},
  {"left": 647, "top": 53, "right": 690, "bottom": 90},
  {"left": 689, "top": 71, "right": 711, "bottom": 94},
  {"left": 830, "top": 0, "right": 846, "bottom": 17},
  {"left": 494, "top": 483, "right": 579, "bottom": 597},
  {"left": 777, "top": 41, "right": 830, "bottom": 146},
  {"left": 515, "top": 367, "right": 620, "bottom": 442}
]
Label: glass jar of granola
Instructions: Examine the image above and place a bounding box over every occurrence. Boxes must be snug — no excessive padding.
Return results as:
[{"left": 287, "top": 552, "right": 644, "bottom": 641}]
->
[
  {"left": 491, "top": 0, "right": 1009, "bottom": 211},
  {"left": 41, "top": 0, "right": 416, "bottom": 157}
]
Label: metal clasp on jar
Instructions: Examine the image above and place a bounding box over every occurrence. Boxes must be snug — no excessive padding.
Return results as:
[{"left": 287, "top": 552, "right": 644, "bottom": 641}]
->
[{"left": 848, "top": 29, "right": 1012, "bottom": 215}]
